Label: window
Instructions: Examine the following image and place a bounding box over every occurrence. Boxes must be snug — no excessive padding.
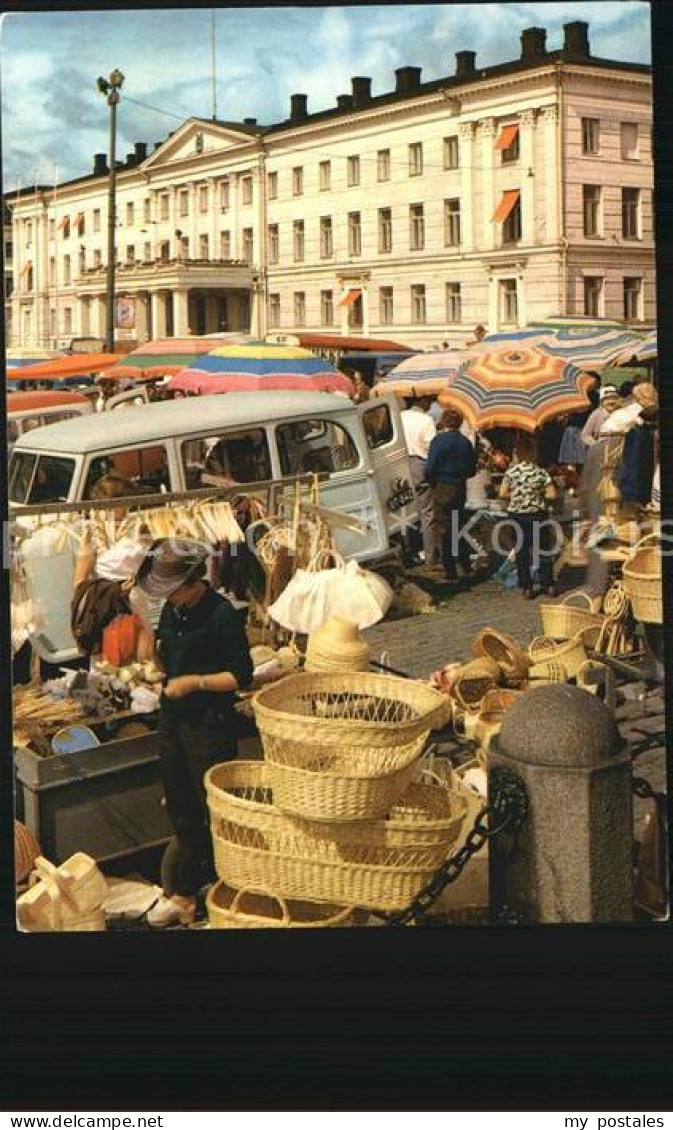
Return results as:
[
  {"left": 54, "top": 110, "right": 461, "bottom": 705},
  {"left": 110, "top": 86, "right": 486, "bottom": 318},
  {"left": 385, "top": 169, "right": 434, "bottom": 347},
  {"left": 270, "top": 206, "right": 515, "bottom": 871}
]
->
[
  {"left": 241, "top": 176, "right": 252, "bottom": 205},
  {"left": 583, "top": 185, "right": 601, "bottom": 237},
  {"left": 181, "top": 430, "right": 271, "bottom": 490},
  {"left": 293, "top": 291, "right": 306, "bottom": 326},
  {"left": 581, "top": 117, "right": 600, "bottom": 155},
  {"left": 242, "top": 228, "right": 253, "bottom": 264},
  {"left": 94, "top": 249, "right": 103, "bottom": 267},
  {"left": 4, "top": 277, "right": 13, "bottom": 300},
  {"left": 143, "top": 199, "right": 151, "bottom": 223},
  {"left": 61, "top": 218, "right": 70, "bottom": 240},
  {"left": 347, "top": 293, "right": 363, "bottom": 332},
  {"left": 347, "top": 155, "right": 360, "bottom": 187},
  {"left": 623, "top": 277, "right": 642, "bottom": 321},
  {"left": 408, "top": 142, "right": 423, "bottom": 176},
  {"left": 622, "top": 188, "right": 640, "bottom": 239},
  {"left": 319, "top": 161, "right": 331, "bottom": 191},
  {"left": 446, "top": 282, "right": 462, "bottom": 324},
  {"left": 49, "top": 308, "right": 56, "bottom": 336},
  {"left": 411, "top": 284, "right": 426, "bottom": 324},
  {"left": 500, "top": 126, "right": 520, "bottom": 164},
  {"left": 220, "top": 231, "right": 231, "bottom": 259},
  {"left": 159, "top": 241, "right": 170, "bottom": 262},
  {"left": 25, "top": 221, "right": 33, "bottom": 246},
  {"left": 48, "top": 219, "right": 55, "bottom": 240},
  {"left": 63, "top": 255, "right": 71, "bottom": 285},
  {"left": 221, "top": 180, "right": 231, "bottom": 210},
  {"left": 502, "top": 196, "right": 522, "bottom": 244},
  {"left": 584, "top": 276, "right": 603, "bottom": 317},
  {"left": 292, "top": 166, "right": 303, "bottom": 195},
  {"left": 180, "top": 236, "right": 189, "bottom": 258},
  {"left": 621, "top": 122, "right": 639, "bottom": 161},
  {"left": 95, "top": 209, "right": 102, "bottom": 234},
  {"left": 199, "top": 233, "right": 209, "bottom": 259},
  {"left": 379, "top": 286, "right": 394, "bottom": 326},
  {"left": 409, "top": 204, "right": 424, "bottom": 251},
  {"left": 267, "top": 171, "right": 277, "bottom": 200},
  {"left": 179, "top": 190, "right": 189, "bottom": 217},
  {"left": 8, "top": 452, "right": 76, "bottom": 505},
  {"left": 277, "top": 419, "right": 359, "bottom": 476},
  {"left": 142, "top": 243, "right": 151, "bottom": 263},
  {"left": 499, "top": 278, "right": 518, "bottom": 324},
  {"left": 63, "top": 307, "right": 72, "bottom": 335},
  {"left": 77, "top": 214, "right": 86, "bottom": 237},
  {"left": 320, "top": 216, "right": 333, "bottom": 258},
  {"left": 159, "top": 194, "right": 169, "bottom": 221},
  {"left": 126, "top": 202, "right": 134, "bottom": 226},
  {"left": 125, "top": 245, "right": 135, "bottom": 265},
  {"left": 444, "top": 136, "right": 459, "bottom": 170},
  {"left": 268, "top": 224, "right": 279, "bottom": 264},
  {"left": 293, "top": 219, "right": 305, "bottom": 261},
  {"left": 48, "top": 256, "right": 55, "bottom": 283},
  {"left": 268, "top": 293, "right": 280, "bottom": 329},
  {"left": 444, "top": 198, "right": 461, "bottom": 247},
  {"left": 377, "top": 149, "right": 390, "bottom": 181},
  {"left": 84, "top": 446, "right": 170, "bottom": 497},
  {"left": 378, "top": 208, "right": 392, "bottom": 253},
  {"left": 198, "top": 185, "right": 209, "bottom": 213},
  {"left": 320, "top": 289, "right": 334, "bottom": 327},
  {"left": 363, "top": 403, "right": 394, "bottom": 450},
  {"left": 348, "top": 212, "right": 361, "bottom": 256}
]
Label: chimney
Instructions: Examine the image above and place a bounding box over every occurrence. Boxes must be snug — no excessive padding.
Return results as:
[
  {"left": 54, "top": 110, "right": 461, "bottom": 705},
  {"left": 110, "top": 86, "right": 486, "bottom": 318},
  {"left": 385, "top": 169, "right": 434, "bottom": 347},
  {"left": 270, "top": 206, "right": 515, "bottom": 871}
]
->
[
  {"left": 125, "top": 151, "right": 137, "bottom": 167},
  {"left": 134, "top": 141, "right": 148, "bottom": 162},
  {"left": 395, "top": 66, "right": 422, "bottom": 95},
  {"left": 290, "top": 93, "right": 308, "bottom": 122},
  {"left": 521, "top": 27, "right": 547, "bottom": 61},
  {"left": 351, "top": 76, "right": 372, "bottom": 107},
  {"left": 336, "top": 94, "right": 354, "bottom": 110},
  {"left": 93, "top": 152, "right": 108, "bottom": 176},
  {"left": 243, "top": 117, "right": 257, "bottom": 126},
  {"left": 154, "top": 141, "right": 162, "bottom": 150},
  {"left": 564, "top": 20, "right": 590, "bottom": 58},
  {"left": 455, "top": 50, "right": 477, "bottom": 77}
]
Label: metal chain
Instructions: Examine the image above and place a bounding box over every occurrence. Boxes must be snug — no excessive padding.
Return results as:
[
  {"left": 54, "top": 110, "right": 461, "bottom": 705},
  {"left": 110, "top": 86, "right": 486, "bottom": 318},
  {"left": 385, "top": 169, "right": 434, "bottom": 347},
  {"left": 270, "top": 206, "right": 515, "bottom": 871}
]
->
[{"left": 383, "top": 767, "right": 528, "bottom": 927}]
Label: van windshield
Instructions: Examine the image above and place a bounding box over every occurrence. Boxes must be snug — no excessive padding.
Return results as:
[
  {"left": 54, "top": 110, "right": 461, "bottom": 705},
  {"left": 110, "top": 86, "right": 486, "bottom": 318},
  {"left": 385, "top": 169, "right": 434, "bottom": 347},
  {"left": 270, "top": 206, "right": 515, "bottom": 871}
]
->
[{"left": 9, "top": 451, "right": 76, "bottom": 505}]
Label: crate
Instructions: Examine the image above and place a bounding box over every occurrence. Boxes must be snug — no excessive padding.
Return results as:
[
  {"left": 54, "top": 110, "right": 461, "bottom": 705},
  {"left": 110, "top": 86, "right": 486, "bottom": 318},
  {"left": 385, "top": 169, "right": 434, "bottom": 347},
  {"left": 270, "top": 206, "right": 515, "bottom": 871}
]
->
[{"left": 14, "top": 721, "right": 172, "bottom": 865}]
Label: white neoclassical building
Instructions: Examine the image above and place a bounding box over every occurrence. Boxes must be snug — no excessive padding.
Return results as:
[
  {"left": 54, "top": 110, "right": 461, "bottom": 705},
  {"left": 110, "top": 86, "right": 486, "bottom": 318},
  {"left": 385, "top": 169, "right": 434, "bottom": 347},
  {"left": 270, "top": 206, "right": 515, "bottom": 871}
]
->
[{"left": 6, "top": 20, "right": 654, "bottom": 352}]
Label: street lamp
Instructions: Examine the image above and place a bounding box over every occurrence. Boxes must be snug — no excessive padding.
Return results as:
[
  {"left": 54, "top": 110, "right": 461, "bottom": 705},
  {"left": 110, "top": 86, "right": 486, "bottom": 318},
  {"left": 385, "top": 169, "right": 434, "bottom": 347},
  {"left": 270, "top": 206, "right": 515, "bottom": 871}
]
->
[{"left": 96, "top": 67, "right": 124, "bottom": 352}]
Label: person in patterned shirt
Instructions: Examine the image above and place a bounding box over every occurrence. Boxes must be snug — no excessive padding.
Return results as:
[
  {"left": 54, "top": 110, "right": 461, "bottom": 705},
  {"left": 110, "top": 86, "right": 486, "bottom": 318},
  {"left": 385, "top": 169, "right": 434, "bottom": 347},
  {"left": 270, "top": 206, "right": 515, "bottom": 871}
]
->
[{"left": 498, "top": 433, "right": 558, "bottom": 599}]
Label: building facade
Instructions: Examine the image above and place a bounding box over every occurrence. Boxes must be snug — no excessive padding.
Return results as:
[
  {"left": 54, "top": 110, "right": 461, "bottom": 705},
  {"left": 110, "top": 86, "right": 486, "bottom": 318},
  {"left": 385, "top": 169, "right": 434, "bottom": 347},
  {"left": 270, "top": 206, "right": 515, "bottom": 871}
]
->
[{"left": 6, "top": 20, "right": 654, "bottom": 351}]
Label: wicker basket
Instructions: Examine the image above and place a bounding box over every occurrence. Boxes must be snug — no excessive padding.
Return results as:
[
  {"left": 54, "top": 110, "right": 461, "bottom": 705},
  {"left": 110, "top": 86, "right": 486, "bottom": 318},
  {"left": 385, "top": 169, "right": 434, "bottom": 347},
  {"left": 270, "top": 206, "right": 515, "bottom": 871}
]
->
[
  {"left": 206, "top": 881, "right": 355, "bottom": 928},
  {"left": 539, "top": 591, "right": 605, "bottom": 642},
  {"left": 253, "top": 672, "right": 450, "bottom": 822},
  {"left": 527, "top": 659, "right": 568, "bottom": 684},
  {"left": 622, "top": 533, "right": 663, "bottom": 624},
  {"left": 528, "top": 634, "right": 588, "bottom": 680},
  {"left": 473, "top": 628, "right": 531, "bottom": 685},
  {"left": 450, "top": 658, "right": 500, "bottom": 711}
]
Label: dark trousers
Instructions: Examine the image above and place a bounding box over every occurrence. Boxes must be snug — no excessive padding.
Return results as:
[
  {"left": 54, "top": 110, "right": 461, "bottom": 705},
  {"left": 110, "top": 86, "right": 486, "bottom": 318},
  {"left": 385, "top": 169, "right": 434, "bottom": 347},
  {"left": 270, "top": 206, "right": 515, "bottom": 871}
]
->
[
  {"left": 157, "top": 711, "right": 237, "bottom": 898},
  {"left": 508, "top": 511, "right": 555, "bottom": 592},
  {"left": 431, "top": 481, "right": 471, "bottom": 579}
]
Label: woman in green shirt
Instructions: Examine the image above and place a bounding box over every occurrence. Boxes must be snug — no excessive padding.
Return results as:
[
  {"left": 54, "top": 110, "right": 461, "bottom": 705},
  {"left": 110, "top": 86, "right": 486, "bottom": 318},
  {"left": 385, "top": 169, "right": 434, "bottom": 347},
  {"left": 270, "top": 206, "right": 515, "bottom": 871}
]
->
[{"left": 136, "top": 538, "right": 253, "bottom": 928}]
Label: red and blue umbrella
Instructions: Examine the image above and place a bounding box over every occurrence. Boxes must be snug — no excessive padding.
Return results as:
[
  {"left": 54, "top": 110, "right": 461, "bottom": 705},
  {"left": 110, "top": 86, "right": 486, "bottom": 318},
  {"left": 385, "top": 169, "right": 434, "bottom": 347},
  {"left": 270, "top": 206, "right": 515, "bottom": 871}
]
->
[{"left": 168, "top": 342, "right": 353, "bottom": 395}]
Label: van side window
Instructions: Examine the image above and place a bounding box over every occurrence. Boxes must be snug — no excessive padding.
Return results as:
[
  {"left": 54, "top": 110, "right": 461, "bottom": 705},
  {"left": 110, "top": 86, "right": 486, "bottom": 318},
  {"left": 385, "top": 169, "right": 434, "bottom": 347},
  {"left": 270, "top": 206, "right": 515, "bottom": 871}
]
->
[
  {"left": 363, "top": 404, "right": 394, "bottom": 449},
  {"left": 182, "top": 429, "right": 272, "bottom": 489},
  {"left": 276, "top": 419, "right": 359, "bottom": 476},
  {"left": 83, "top": 445, "right": 170, "bottom": 497}
]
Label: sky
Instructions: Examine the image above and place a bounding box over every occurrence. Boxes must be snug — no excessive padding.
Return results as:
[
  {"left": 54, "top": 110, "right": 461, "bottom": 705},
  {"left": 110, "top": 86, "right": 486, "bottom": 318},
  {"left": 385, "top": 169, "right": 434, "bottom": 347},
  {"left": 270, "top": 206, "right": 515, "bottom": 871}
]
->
[{"left": 0, "top": 2, "right": 652, "bottom": 189}]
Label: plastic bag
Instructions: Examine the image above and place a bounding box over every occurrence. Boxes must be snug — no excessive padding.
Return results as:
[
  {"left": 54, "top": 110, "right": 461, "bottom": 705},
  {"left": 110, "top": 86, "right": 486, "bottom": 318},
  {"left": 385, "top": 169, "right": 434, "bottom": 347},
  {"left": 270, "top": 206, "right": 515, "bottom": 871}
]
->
[
  {"left": 268, "top": 550, "right": 392, "bottom": 633},
  {"left": 101, "top": 612, "right": 143, "bottom": 667}
]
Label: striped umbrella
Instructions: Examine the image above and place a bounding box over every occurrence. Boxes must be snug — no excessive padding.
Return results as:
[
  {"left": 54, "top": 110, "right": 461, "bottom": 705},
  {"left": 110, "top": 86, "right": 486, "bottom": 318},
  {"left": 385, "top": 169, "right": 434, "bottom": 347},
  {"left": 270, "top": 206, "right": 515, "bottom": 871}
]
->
[
  {"left": 539, "top": 325, "right": 644, "bottom": 370},
  {"left": 528, "top": 314, "right": 626, "bottom": 330},
  {"left": 108, "top": 334, "right": 253, "bottom": 379},
  {"left": 612, "top": 329, "right": 657, "bottom": 365},
  {"left": 372, "top": 349, "right": 466, "bottom": 397},
  {"left": 438, "top": 346, "right": 593, "bottom": 433},
  {"left": 168, "top": 342, "right": 354, "bottom": 395}
]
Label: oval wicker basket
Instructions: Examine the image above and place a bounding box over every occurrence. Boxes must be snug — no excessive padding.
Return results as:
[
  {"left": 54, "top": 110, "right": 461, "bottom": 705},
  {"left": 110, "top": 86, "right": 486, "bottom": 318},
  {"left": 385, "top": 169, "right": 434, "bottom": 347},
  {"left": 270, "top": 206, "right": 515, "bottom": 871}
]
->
[
  {"left": 206, "top": 881, "right": 355, "bottom": 929},
  {"left": 473, "top": 628, "right": 531, "bottom": 684},
  {"left": 449, "top": 658, "right": 500, "bottom": 712},
  {"left": 539, "top": 591, "right": 605, "bottom": 642},
  {"left": 622, "top": 533, "right": 663, "bottom": 624},
  {"left": 528, "top": 634, "right": 588, "bottom": 680},
  {"left": 253, "top": 672, "right": 450, "bottom": 822}
]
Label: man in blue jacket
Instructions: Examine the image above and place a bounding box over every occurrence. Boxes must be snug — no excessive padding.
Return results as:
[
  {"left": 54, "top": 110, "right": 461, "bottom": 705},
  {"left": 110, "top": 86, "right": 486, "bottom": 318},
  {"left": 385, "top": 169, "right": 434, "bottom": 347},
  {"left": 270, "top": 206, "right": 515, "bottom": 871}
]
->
[{"left": 424, "top": 408, "right": 477, "bottom": 582}]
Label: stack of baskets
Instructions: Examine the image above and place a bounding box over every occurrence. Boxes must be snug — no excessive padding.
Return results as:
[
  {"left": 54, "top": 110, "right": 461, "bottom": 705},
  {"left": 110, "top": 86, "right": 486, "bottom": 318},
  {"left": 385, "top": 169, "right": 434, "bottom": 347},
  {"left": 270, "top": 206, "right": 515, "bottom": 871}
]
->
[
  {"left": 205, "top": 672, "right": 468, "bottom": 922},
  {"left": 622, "top": 533, "right": 662, "bottom": 625}
]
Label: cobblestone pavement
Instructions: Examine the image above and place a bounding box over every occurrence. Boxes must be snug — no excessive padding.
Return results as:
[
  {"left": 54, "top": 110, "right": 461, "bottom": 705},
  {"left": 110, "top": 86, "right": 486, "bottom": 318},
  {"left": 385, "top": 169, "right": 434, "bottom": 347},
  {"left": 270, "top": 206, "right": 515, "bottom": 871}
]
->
[{"left": 364, "top": 572, "right": 667, "bottom": 845}]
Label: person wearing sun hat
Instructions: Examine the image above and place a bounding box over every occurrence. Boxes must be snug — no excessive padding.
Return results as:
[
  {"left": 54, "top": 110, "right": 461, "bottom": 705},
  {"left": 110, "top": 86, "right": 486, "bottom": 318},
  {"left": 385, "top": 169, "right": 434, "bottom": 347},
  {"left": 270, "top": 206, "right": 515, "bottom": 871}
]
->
[
  {"left": 599, "top": 380, "right": 658, "bottom": 436},
  {"left": 580, "top": 385, "right": 620, "bottom": 447},
  {"left": 136, "top": 538, "right": 253, "bottom": 928}
]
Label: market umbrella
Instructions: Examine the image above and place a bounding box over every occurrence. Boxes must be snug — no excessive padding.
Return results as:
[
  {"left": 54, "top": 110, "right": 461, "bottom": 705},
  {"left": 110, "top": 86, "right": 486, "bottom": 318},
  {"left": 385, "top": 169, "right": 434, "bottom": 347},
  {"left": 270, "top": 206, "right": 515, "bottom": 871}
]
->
[
  {"left": 372, "top": 349, "right": 467, "bottom": 397},
  {"left": 438, "top": 345, "right": 593, "bottom": 433},
  {"left": 612, "top": 329, "right": 657, "bottom": 365},
  {"left": 168, "top": 342, "right": 354, "bottom": 395},
  {"left": 6, "top": 353, "right": 122, "bottom": 381},
  {"left": 537, "top": 325, "right": 644, "bottom": 370},
  {"left": 528, "top": 314, "right": 626, "bottom": 330},
  {"left": 471, "top": 328, "right": 554, "bottom": 352},
  {"left": 107, "top": 334, "right": 252, "bottom": 380}
]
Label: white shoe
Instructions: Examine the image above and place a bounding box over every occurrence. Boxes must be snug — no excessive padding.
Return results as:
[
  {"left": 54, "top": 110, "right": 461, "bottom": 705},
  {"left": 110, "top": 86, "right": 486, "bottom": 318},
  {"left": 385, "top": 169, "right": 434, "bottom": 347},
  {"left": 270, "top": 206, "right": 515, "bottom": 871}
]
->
[{"left": 146, "top": 894, "right": 196, "bottom": 929}]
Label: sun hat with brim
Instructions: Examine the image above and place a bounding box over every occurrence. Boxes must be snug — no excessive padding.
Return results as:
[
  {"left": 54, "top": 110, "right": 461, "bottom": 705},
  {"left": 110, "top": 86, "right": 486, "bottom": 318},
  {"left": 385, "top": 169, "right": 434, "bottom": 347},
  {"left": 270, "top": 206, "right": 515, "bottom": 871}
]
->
[
  {"left": 136, "top": 538, "right": 209, "bottom": 599},
  {"left": 599, "top": 385, "right": 619, "bottom": 402}
]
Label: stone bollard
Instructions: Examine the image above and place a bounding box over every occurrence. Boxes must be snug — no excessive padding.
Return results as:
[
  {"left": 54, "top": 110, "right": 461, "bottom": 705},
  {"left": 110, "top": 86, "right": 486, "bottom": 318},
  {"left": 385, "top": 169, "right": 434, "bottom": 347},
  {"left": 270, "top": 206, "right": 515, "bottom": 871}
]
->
[{"left": 489, "top": 685, "right": 633, "bottom": 923}]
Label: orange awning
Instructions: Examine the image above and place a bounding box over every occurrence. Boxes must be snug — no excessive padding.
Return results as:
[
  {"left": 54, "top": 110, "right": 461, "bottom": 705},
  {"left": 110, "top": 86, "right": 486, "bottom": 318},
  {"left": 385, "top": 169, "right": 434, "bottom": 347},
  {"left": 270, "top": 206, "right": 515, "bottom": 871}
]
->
[
  {"left": 74, "top": 212, "right": 85, "bottom": 231},
  {"left": 57, "top": 215, "right": 70, "bottom": 231},
  {"left": 339, "top": 288, "right": 362, "bottom": 308},
  {"left": 492, "top": 190, "right": 521, "bottom": 224},
  {"left": 19, "top": 260, "right": 32, "bottom": 278},
  {"left": 6, "top": 353, "right": 124, "bottom": 381},
  {"left": 495, "top": 123, "right": 519, "bottom": 152}
]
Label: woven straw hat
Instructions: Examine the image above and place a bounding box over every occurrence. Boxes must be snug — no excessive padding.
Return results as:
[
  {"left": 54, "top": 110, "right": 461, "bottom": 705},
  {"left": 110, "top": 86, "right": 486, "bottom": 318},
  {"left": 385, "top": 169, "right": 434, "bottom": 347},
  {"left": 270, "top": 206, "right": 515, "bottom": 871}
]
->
[{"left": 305, "top": 617, "right": 370, "bottom": 673}]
